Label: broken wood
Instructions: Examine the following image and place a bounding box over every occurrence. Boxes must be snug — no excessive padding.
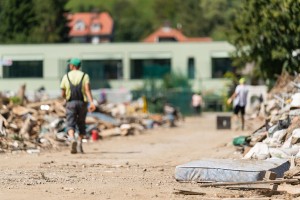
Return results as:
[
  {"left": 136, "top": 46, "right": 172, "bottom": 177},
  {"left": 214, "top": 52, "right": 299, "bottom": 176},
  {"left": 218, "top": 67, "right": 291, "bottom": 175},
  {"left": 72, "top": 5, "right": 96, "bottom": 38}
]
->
[
  {"left": 218, "top": 198, "right": 271, "bottom": 200},
  {"left": 173, "top": 188, "right": 205, "bottom": 195},
  {"left": 264, "top": 171, "right": 278, "bottom": 191},
  {"left": 26, "top": 99, "right": 62, "bottom": 109},
  {"left": 284, "top": 166, "right": 300, "bottom": 179},
  {"left": 17, "top": 84, "right": 26, "bottom": 105},
  {"left": 198, "top": 179, "right": 299, "bottom": 187},
  {"left": 0, "top": 114, "right": 7, "bottom": 136},
  {"left": 19, "top": 116, "right": 36, "bottom": 139}
]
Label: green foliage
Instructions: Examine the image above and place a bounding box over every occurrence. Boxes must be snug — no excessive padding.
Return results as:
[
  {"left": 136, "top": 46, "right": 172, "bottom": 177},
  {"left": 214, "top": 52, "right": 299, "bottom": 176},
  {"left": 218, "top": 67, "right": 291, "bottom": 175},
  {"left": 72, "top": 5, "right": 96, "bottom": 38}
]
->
[
  {"left": 132, "top": 72, "right": 192, "bottom": 114},
  {"left": 66, "top": 0, "right": 242, "bottom": 41},
  {"left": 161, "top": 72, "right": 191, "bottom": 90},
  {"left": 9, "top": 96, "right": 21, "bottom": 105},
  {"left": 229, "top": 0, "right": 300, "bottom": 80},
  {"left": 31, "top": 0, "right": 70, "bottom": 43},
  {"left": 0, "top": 0, "right": 69, "bottom": 43},
  {"left": 0, "top": 0, "right": 242, "bottom": 43},
  {"left": 11, "top": 134, "right": 23, "bottom": 141},
  {"left": 111, "top": 0, "right": 154, "bottom": 41},
  {"left": 0, "top": 0, "right": 35, "bottom": 43}
]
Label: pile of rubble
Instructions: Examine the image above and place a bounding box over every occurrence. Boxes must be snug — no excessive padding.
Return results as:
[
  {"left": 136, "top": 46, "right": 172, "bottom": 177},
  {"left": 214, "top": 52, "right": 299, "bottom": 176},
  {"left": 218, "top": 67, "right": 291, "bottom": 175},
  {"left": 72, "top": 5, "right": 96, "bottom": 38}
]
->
[
  {"left": 0, "top": 89, "right": 174, "bottom": 153},
  {"left": 243, "top": 72, "right": 300, "bottom": 160},
  {"left": 233, "top": 72, "right": 300, "bottom": 181},
  {"left": 174, "top": 73, "right": 300, "bottom": 198}
]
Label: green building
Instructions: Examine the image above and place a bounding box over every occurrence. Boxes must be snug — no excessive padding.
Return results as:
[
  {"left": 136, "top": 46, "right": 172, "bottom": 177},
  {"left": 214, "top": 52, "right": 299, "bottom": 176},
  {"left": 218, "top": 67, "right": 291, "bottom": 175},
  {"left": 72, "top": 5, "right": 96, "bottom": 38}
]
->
[{"left": 0, "top": 42, "right": 234, "bottom": 94}]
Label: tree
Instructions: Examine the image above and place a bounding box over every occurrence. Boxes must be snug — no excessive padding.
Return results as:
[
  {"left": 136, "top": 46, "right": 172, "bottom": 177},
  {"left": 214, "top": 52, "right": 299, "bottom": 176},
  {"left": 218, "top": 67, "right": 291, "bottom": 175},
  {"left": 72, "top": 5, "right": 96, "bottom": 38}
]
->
[
  {"left": 111, "top": 0, "right": 154, "bottom": 42},
  {"left": 199, "top": 0, "right": 240, "bottom": 40},
  {"left": 0, "top": 0, "right": 35, "bottom": 43},
  {"left": 66, "top": 0, "right": 242, "bottom": 42},
  {"left": 154, "top": 0, "right": 240, "bottom": 40},
  {"left": 0, "top": 0, "right": 69, "bottom": 43},
  {"left": 229, "top": 0, "right": 300, "bottom": 80},
  {"left": 31, "top": 0, "right": 70, "bottom": 43}
]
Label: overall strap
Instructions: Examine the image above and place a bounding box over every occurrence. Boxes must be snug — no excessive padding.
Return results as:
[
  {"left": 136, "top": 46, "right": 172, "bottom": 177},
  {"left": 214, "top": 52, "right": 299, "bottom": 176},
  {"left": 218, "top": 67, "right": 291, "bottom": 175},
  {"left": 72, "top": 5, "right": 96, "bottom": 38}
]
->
[
  {"left": 66, "top": 72, "right": 85, "bottom": 86},
  {"left": 66, "top": 73, "right": 73, "bottom": 86},
  {"left": 79, "top": 73, "right": 86, "bottom": 85},
  {"left": 66, "top": 72, "right": 86, "bottom": 102}
]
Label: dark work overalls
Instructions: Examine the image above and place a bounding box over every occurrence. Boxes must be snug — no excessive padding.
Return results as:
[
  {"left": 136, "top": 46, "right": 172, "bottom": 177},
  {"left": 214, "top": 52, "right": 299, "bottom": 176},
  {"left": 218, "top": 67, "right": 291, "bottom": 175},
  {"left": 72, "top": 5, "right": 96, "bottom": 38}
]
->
[{"left": 65, "top": 73, "right": 87, "bottom": 135}]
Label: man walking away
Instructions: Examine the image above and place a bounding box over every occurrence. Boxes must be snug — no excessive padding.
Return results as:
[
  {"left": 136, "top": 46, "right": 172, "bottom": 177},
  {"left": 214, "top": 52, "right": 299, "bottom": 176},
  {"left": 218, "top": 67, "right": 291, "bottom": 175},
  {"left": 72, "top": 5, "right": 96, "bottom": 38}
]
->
[
  {"left": 60, "top": 58, "right": 96, "bottom": 154},
  {"left": 228, "top": 78, "right": 248, "bottom": 131}
]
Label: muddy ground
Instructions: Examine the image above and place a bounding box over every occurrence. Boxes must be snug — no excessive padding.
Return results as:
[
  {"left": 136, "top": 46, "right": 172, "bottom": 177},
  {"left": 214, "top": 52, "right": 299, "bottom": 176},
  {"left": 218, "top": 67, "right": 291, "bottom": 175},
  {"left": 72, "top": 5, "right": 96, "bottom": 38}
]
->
[{"left": 0, "top": 113, "right": 297, "bottom": 200}]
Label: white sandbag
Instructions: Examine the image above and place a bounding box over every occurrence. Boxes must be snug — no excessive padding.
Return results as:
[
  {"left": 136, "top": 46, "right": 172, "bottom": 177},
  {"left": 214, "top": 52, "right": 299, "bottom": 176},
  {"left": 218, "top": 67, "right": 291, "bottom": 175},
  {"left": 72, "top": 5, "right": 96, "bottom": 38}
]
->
[
  {"left": 269, "top": 147, "right": 300, "bottom": 159},
  {"left": 295, "top": 150, "right": 300, "bottom": 158},
  {"left": 292, "top": 128, "right": 300, "bottom": 137},
  {"left": 263, "top": 137, "right": 282, "bottom": 148},
  {"left": 282, "top": 136, "right": 292, "bottom": 148},
  {"left": 272, "top": 129, "right": 287, "bottom": 141},
  {"left": 290, "top": 93, "right": 300, "bottom": 108},
  {"left": 243, "top": 142, "right": 270, "bottom": 160}
]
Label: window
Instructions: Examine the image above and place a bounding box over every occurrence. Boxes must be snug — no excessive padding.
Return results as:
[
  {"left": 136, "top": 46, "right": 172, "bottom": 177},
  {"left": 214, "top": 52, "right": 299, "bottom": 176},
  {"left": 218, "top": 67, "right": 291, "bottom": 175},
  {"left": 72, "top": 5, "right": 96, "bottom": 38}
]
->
[
  {"left": 74, "top": 20, "right": 85, "bottom": 31},
  {"left": 130, "top": 59, "right": 171, "bottom": 79},
  {"left": 91, "top": 23, "right": 101, "bottom": 32},
  {"left": 211, "top": 57, "right": 233, "bottom": 78},
  {"left": 71, "top": 37, "right": 88, "bottom": 43},
  {"left": 82, "top": 60, "right": 122, "bottom": 88},
  {"left": 82, "top": 60, "right": 122, "bottom": 80},
  {"left": 187, "top": 57, "right": 195, "bottom": 79},
  {"left": 158, "top": 37, "right": 177, "bottom": 42},
  {"left": 3, "top": 60, "right": 43, "bottom": 78}
]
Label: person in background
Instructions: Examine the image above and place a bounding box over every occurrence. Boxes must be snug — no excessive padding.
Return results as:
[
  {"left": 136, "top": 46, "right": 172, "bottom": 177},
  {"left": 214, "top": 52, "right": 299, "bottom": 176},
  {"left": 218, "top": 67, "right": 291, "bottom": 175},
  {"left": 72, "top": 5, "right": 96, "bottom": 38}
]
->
[
  {"left": 163, "top": 102, "right": 177, "bottom": 127},
  {"left": 191, "top": 92, "right": 203, "bottom": 116},
  {"left": 228, "top": 77, "right": 249, "bottom": 131},
  {"left": 60, "top": 58, "right": 96, "bottom": 154}
]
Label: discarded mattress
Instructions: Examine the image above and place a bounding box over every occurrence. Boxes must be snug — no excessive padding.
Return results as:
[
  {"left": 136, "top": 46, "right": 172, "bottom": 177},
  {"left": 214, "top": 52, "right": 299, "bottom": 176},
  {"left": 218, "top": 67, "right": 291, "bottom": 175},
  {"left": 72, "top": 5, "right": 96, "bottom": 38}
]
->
[{"left": 175, "top": 158, "right": 290, "bottom": 182}]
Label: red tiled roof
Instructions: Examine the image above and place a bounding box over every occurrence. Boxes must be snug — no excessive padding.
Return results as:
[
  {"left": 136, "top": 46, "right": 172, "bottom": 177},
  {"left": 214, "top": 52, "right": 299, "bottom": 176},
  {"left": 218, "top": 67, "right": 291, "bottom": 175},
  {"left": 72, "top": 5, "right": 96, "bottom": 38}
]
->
[
  {"left": 68, "top": 12, "right": 113, "bottom": 37},
  {"left": 143, "top": 27, "right": 212, "bottom": 43}
]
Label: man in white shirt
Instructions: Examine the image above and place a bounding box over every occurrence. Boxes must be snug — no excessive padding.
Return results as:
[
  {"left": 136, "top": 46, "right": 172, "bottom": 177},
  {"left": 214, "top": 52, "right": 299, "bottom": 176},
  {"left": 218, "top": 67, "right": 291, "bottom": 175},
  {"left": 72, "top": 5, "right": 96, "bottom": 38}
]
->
[
  {"left": 191, "top": 92, "right": 203, "bottom": 115},
  {"left": 228, "top": 78, "right": 248, "bottom": 130}
]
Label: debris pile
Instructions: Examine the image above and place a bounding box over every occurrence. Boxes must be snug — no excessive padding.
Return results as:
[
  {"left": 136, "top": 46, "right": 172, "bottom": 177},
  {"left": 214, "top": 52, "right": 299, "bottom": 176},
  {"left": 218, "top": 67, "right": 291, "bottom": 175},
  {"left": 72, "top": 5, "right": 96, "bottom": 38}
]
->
[
  {"left": 0, "top": 91, "right": 178, "bottom": 153},
  {"left": 241, "top": 72, "right": 300, "bottom": 161},
  {"left": 175, "top": 72, "right": 300, "bottom": 198},
  {"left": 231, "top": 72, "right": 300, "bottom": 188}
]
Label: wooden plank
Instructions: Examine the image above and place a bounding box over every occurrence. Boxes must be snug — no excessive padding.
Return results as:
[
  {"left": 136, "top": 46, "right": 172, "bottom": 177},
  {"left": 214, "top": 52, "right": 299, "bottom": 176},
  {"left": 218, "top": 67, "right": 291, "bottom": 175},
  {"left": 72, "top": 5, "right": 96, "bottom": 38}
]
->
[
  {"left": 284, "top": 166, "right": 300, "bottom": 179},
  {"left": 198, "top": 179, "right": 299, "bottom": 187},
  {"left": 264, "top": 171, "right": 278, "bottom": 191},
  {"left": 26, "top": 99, "right": 62, "bottom": 109},
  {"left": 173, "top": 188, "right": 205, "bottom": 195},
  {"left": 222, "top": 198, "right": 271, "bottom": 200}
]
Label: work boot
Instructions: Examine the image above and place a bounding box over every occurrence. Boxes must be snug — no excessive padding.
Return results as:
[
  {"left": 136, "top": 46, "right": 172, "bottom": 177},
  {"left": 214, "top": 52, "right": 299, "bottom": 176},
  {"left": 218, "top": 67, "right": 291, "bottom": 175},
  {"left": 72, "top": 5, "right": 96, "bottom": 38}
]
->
[
  {"left": 77, "top": 141, "right": 84, "bottom": 154},
  {"left": 70, "top": 140, "right": 77, "bottom": 154}
]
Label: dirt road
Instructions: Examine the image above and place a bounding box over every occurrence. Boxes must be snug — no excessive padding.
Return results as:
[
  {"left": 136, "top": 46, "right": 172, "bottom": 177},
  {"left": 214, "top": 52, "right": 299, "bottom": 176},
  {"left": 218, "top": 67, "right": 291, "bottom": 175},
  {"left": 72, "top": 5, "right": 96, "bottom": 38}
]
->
[{"left": 0, "top": 113, "right": 272, "bottom": 200}]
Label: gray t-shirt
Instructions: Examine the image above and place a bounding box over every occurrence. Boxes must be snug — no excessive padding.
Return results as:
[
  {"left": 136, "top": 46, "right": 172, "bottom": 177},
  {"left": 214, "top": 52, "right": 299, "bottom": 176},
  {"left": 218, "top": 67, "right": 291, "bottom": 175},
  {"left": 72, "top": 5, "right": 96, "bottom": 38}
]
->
[{"left": 233, "top": 85, "right": 248, "bottom": 107}]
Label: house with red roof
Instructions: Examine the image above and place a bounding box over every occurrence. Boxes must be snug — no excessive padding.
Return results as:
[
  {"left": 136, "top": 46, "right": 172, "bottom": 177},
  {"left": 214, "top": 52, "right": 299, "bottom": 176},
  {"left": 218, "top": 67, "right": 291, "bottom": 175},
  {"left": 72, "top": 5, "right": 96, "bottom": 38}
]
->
[
  {"left": 143, "top": 25, "right": 212, "bottom": 43},
  {"left": 68, "top": 12, "right": 114, "bottom": 44}
]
